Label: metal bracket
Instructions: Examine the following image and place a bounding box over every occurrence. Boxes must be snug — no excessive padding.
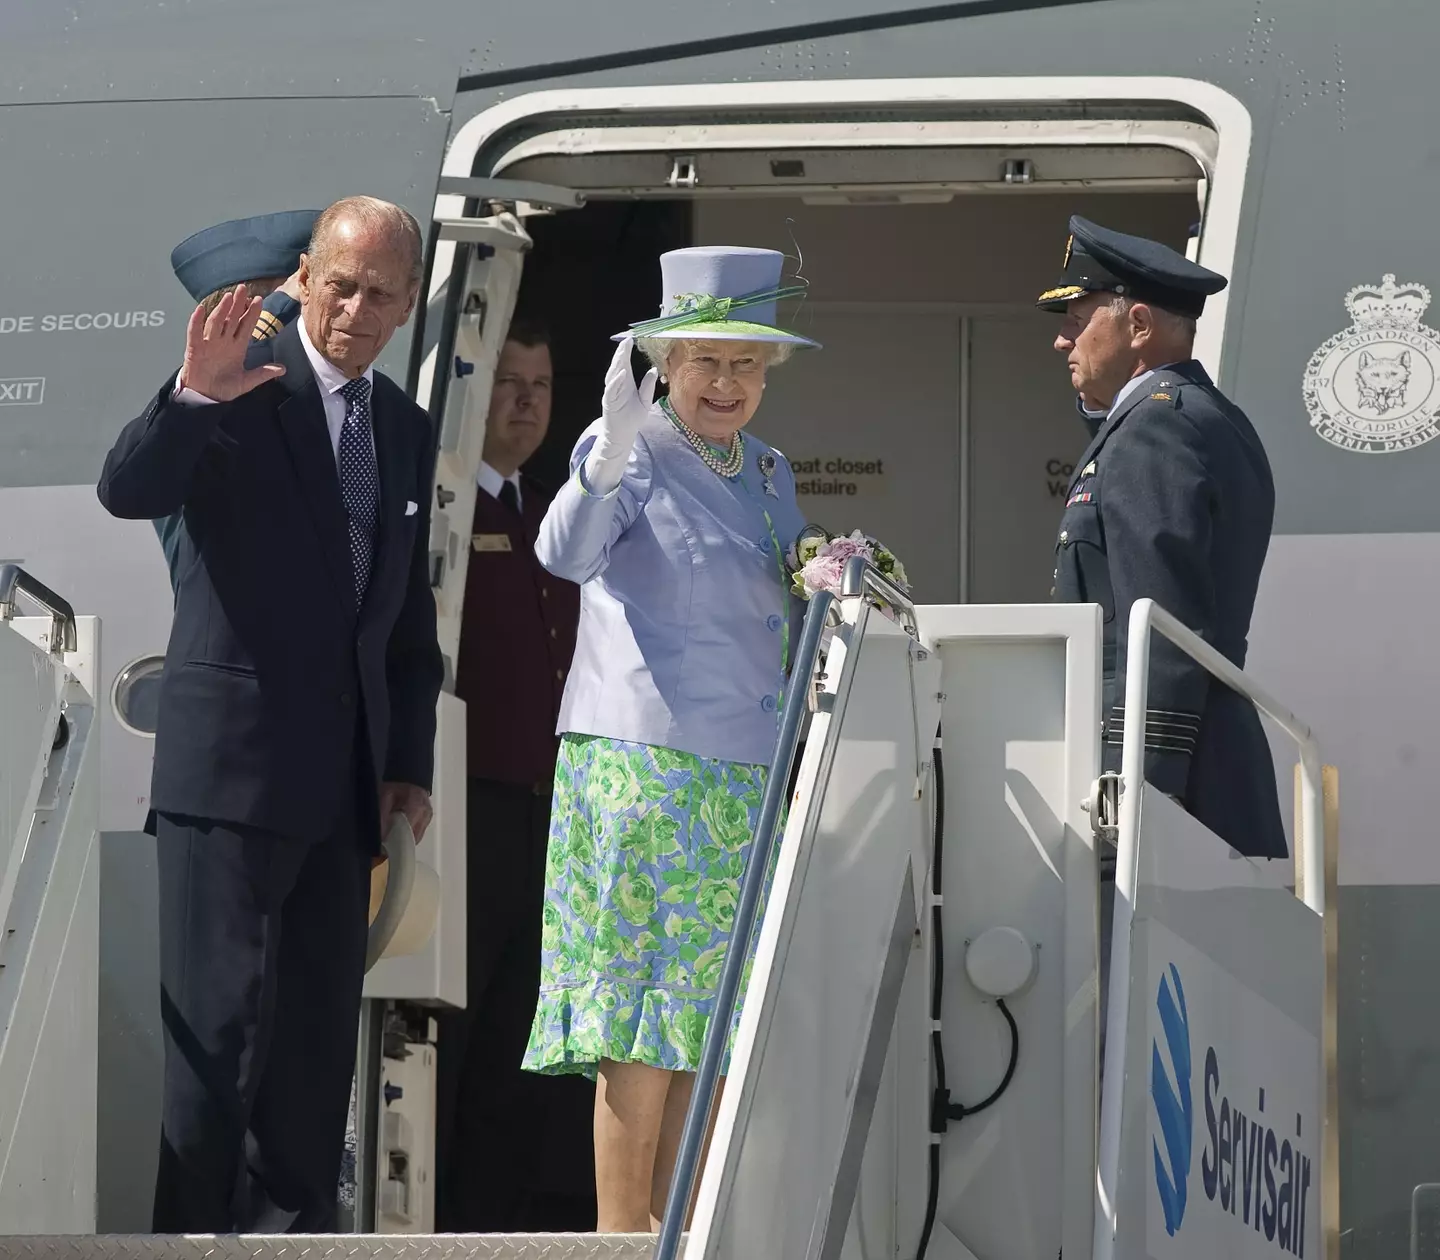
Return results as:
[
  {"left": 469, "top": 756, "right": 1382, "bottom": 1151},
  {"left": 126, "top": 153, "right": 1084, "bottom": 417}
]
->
[
  {"left": 433, "top": 219, "right": 535, "bottom": 249},
  {"left": 807, "top": 675, "right": 834, "bottom": 715},
  {"left": 668, "top": 155, "right": 699, "bottom": 189},
  {"left": 436, "top": 176, "right": 586, "bottom": 211},
  {"left": 1082, "top": 772, "right": 1123, "bottom": 847}
]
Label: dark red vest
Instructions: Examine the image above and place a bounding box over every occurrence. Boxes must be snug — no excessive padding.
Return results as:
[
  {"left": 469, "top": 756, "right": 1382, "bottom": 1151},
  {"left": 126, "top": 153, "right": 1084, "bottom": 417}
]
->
[{"left": 454, "top": 476, "right": 580, "bottom": 786}]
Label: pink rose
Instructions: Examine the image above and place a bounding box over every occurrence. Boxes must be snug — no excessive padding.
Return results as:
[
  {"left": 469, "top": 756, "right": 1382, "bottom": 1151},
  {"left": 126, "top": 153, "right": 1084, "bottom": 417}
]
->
[
  {"left": 824, "top": 537, "right": 870, "bottom": 565},
  {"left": 799, "top": 552, "right": 846, "bottom": 595},
  {"left": 798, "top": 537, "right": 874, "bottom": 596}
]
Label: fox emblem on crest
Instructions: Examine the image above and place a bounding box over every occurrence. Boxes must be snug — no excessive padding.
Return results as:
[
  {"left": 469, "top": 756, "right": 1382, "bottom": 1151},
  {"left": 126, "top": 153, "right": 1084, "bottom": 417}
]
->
[
  {"left": 1355, "top": 349, "right": 1412, "bottom": 414},
  {"left": 1303, "top": 273, "right": 1440, "bottom": 452}
]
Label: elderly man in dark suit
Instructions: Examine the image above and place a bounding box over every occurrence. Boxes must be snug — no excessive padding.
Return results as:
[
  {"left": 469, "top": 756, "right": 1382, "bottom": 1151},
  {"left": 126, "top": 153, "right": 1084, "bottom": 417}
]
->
[
  {"left": 436, "top": 317, "right": 593, "bottom": 1231},
  {"left": 97, "top": 196, "right": 443, "bottom": 1233},
  {"left": 154, "top": 209, "right": 318, "bottom": 593}
]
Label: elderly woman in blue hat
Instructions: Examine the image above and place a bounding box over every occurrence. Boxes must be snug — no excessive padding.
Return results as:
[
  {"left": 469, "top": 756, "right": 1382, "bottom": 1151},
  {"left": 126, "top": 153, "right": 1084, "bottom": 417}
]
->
[{"left": 522, "top": 246, "right": 816, "bottom": 1231}]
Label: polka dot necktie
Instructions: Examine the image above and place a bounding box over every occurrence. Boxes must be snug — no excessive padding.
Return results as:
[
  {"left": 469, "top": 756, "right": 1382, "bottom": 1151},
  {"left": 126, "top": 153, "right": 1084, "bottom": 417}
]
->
[{"left": 338, "top": 377, "right": 379, "bottom": 608}]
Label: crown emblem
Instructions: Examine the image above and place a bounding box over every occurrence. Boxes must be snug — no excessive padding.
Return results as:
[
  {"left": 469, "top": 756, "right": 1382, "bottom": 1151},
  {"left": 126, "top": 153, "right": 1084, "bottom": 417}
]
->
[{"left": 1344, "top": 274, "right": 1432, "bottom": 327}]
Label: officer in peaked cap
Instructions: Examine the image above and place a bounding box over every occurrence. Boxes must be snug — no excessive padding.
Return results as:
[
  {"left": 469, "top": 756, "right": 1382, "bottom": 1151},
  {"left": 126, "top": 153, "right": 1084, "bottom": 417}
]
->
[
  {"left": 1040, "top": 214, "right": 1286, "bottom": 864},
  {"left": 153, "top": 210, "right": 319, "bottom": 593}
]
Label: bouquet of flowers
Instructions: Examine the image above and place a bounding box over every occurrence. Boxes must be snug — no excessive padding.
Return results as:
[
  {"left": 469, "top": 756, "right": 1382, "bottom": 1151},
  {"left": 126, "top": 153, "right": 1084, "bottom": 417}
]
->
[{"left": 786, "top": 525, "right": 911, "bottom": 606}]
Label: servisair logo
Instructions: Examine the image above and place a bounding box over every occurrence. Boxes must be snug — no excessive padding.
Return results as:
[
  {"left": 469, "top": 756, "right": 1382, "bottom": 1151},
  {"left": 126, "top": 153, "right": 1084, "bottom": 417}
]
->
[
  {"left": 1151, "top": 963, "right": 1193, "bottom": 1235},
  {"left": 1150, "top": 960, "right": 1316, "bottom": 1257}
]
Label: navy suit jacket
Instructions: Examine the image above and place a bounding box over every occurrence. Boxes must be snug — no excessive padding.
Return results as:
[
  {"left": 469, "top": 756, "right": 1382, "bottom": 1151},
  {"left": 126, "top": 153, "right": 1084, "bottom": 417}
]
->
[
  {"left": 1053, "top": 359, "right": 1286, "bottom": 860},
  {"left": 98, "top": 322, "right": 443, "bottom": 844}
]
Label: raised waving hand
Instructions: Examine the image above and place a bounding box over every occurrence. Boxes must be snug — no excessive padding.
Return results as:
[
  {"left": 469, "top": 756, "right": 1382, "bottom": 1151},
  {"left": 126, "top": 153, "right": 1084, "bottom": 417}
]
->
[{"left": 177, "top": 284, "right": 287, "bottom": 401}]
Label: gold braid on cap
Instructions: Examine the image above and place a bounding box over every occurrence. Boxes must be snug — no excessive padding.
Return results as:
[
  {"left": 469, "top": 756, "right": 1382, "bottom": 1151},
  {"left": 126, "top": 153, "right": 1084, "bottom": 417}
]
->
[{"left": 1037, "top": 285, "right": 1087, "bottom": 303}]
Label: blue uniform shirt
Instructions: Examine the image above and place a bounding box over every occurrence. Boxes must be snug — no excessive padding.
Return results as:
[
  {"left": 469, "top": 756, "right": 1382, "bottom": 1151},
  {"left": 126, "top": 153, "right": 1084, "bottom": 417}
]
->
[{"left": 537, "top": 406, "right": 808, "bottom": 767}]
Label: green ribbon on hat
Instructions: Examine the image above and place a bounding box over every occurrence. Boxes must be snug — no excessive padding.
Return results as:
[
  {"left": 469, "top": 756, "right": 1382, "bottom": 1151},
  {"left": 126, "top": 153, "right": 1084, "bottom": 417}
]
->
[{"left": 627, "top": 283, "right": 809, "bottom": 336}]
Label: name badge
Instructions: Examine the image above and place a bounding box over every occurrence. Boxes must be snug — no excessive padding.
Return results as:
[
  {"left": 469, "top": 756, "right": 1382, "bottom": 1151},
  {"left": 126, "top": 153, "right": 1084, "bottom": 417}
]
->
[{"left": 472, "top": 533, "right": 512, "bottom": 553}]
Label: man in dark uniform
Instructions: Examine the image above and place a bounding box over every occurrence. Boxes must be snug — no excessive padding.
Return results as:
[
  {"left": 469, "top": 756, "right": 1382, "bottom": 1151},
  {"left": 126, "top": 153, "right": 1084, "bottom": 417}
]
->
[
  {"left": 156, "top": 210, "right": 318, "bottom": 592},
  {"left": 1039, "top": 214, "right": 1287, "bottom": 862},
  {"left": 435, "top": 317, "right": 594, "bottom": 1231}
]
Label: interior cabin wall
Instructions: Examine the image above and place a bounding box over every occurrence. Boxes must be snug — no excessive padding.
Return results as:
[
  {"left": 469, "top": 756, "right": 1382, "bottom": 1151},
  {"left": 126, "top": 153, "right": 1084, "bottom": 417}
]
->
[{"left": 692, "top": 192, "right": 1196, "bottom": 602}]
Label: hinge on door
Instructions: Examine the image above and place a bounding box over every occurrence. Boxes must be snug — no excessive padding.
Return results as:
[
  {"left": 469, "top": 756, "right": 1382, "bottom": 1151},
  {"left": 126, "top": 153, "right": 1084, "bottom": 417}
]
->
[
  {"left": 807, "top": 679, "right": 833, "bottom": 714},
  {"left": 1083, "top": 772, "right": 1123, "bottom": 847},
  {"left": 668, "top": 155, "right": 699, "bottom": 190}
]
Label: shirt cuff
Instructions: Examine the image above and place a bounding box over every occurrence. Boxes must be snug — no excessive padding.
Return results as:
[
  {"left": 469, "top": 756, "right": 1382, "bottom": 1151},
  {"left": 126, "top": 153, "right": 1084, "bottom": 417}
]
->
[{"left": 170, "top": 373, "right": 218, "bottom": 408}]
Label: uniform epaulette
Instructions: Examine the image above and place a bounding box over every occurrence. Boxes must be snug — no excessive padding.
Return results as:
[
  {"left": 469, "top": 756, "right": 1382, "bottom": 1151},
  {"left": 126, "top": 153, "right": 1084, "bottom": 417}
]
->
[
  {"left": 1147, "top": 380, "right": 1183, "bottom": 408},
  {"left": 251, "top": 309, "right": 286, "bottom": 341}
]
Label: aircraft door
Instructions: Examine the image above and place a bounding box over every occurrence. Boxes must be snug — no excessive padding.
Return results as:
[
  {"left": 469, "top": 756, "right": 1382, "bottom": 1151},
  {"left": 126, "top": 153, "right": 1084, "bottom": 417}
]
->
[{"left": 364, "top": 182, "right": 582, "bottom": 1006}]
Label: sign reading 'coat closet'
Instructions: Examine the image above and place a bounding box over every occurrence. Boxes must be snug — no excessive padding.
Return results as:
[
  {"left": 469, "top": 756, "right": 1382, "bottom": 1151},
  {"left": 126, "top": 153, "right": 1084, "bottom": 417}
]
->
[{"left": 789, "top": 456, "right": 887, "bottom": 497}]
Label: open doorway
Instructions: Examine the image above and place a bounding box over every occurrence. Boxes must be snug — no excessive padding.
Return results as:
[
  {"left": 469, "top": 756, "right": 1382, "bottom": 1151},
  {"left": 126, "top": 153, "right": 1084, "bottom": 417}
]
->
[
  {"left": 508, "top": 189, "right": 1194, "bottom": 605},
  {"left": 425, "top": 95, "right": 1210, "bottom": 1233}
]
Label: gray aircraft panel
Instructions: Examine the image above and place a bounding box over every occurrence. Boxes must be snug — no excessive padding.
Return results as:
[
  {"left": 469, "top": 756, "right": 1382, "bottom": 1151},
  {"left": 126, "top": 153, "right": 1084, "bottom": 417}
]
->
[
  {"left": 446, "top": 0, "right": 1440, "bottom": 537},
  {"left": 0, "top": 94, "right": 447, "bottom": 490},
  {"left": 0, "top": 0, "right": 958, "bottom": 108}
]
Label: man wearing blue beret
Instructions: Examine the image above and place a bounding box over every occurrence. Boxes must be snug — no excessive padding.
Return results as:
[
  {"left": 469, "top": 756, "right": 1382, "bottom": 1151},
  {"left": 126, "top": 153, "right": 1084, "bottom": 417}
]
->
[
  {"left": 155, "top": 210, "right": 319, "bottom": 592},
  {"left": 1040, "top": 214, "right": 1287, "bottom": 860}
]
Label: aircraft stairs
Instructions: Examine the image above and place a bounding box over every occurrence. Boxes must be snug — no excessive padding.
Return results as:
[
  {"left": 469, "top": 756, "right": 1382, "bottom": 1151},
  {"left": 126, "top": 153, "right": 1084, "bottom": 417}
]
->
[{"left": 0, "top": 560, "right": 1338, "bottom": 1260}]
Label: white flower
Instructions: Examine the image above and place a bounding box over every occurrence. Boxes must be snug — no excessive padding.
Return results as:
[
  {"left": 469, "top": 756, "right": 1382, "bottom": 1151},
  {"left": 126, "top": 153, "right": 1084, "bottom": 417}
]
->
[{"left": 796, "top": 535, "right": 826, "bottom": 565}]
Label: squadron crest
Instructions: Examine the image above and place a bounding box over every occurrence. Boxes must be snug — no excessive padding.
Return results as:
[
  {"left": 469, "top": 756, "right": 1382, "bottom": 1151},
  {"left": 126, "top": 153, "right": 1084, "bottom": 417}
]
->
[{"left": 1303, "top": 274, "right": 1440, "bottom": 454}]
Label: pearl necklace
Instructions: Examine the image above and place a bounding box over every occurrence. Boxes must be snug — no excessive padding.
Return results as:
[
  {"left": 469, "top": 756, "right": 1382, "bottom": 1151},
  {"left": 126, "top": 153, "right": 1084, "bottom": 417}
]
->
[{"left": 661, "top": 397, "right": 745, "bottom": 479}]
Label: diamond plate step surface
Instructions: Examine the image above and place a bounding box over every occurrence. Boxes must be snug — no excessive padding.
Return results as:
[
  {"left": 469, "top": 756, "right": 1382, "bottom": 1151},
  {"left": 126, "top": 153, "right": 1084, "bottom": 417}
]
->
[{"left": 0, "top": 1236, "right": 682, "bottom": 1260}]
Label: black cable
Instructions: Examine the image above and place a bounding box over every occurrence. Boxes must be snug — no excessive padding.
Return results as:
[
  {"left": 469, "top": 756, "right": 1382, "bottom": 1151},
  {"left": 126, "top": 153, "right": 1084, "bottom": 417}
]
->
[
  {"left": 915, "top": 737, "right": 946, "bottom": 1259},
  {"left": 946, "top": 998, "right": 1020, "bottom": 1122},
  {"left": 916, "top": 734, "right": 1023, "bottom": 1260}
]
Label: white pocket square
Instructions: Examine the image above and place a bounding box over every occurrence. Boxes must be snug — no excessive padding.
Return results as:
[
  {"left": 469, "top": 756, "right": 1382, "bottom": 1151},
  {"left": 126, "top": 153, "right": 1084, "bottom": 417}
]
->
[{"left": 405, "top": 500, "right": 418, "bottom": 516}]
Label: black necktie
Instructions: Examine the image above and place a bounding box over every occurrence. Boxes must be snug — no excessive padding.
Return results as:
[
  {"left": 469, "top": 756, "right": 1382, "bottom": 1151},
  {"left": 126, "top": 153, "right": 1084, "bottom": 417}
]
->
[
  {"left": 498, "top": 479, "right": 521, "bottom": 516},
  {"left": 338, "top": 377, "right": 379, "bottom": 607}
]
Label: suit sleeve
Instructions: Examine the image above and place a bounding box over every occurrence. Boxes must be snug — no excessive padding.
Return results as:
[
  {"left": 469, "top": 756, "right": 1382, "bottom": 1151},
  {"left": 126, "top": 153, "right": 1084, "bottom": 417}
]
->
[
  {"left": 1103, "top": 399, "right": 1217, "bottom": 798},
  {"left": 97, "top": 375, "right": 233, "bottom": 519},
  {"left": 151, "top": 513, "right": 184, "bottom": 596},
  {"left": 384, "top": 417, "right": 445, "bottom": 790},
  {"left": 534, "top": 423, "right": 654, "bottom": 585}
]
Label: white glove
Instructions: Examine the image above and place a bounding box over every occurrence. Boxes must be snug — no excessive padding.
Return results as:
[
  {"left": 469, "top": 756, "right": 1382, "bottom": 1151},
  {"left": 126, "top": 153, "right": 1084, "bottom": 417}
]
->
[{"left": 583, "top": 337, "right": 658, "bottom": 495}]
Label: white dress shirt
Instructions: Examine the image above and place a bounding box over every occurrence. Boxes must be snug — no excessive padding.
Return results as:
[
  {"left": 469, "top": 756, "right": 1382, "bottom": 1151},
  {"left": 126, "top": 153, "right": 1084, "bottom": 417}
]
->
[
  {"left": 477, "top": 461, "right": 522, "bottom": 510},
  {"left": 171, "top": 317, "right": 375, "bottom": 466}
]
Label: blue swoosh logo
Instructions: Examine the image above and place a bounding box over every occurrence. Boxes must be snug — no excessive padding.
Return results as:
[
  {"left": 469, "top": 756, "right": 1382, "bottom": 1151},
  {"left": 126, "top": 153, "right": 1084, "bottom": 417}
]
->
[{"left": 1151, "top": 962, "right": 1193, "bottom": 1236}]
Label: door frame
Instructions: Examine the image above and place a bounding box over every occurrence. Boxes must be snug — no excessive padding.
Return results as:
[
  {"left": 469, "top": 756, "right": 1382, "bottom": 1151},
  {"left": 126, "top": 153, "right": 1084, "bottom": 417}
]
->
[{"left": 422, "top": 77, "right": 1251, "bottom": 415}]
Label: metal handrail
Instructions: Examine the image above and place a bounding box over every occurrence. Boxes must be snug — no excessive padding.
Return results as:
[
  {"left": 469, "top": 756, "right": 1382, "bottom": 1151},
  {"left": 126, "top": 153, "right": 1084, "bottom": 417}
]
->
[
  {"left": 0, "top": 564, "right": 78, "bottom": 655},
  {"left": 1120, "top": 598, "right": 1324, "bottom": 912},
  {"left": 655, "top": 559, "right": 919, "bottom": 1260},
  {"left": 840, "top": 553, "right": 918, "bottom": 635}
]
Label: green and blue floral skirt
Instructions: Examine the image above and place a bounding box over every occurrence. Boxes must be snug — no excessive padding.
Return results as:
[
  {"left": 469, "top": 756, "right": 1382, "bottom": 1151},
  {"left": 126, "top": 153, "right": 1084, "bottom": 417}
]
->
[{"left": 521, "top": 733, "right": 781, "bottom": 1079}]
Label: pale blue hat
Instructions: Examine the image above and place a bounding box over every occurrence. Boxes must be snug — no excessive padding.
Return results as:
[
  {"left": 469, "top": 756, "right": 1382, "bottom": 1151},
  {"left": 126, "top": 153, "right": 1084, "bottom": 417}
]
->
[{"left": 615, "top": 245, "right": 820, "bottom": 348}]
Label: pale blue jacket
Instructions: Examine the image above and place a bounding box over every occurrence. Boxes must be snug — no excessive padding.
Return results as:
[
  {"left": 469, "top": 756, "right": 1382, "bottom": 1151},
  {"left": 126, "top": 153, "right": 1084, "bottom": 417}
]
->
[{"left": 536, "top": 407, "right": 808, "bottom": 767}]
